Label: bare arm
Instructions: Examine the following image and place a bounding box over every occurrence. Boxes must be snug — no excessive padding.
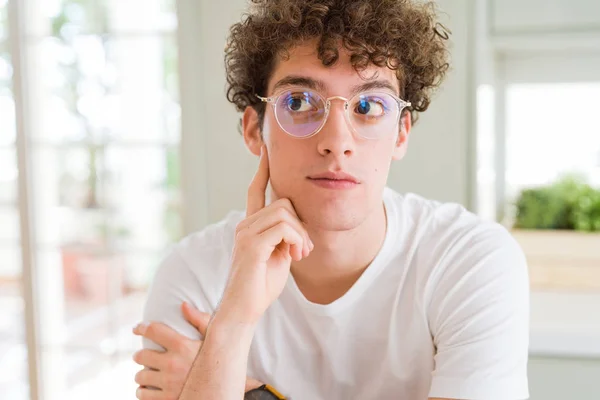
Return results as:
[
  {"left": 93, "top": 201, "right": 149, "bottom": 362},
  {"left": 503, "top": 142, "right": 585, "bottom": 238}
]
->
[
  {"left": 179, "top": 311, "right": 256, "bottom": 399},
  {"left": 133, "top": 302, "right": 263, "bottom": 400}
]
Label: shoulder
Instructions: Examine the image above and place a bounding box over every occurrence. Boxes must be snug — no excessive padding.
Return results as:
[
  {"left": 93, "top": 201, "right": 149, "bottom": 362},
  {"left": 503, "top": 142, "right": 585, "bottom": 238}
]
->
[
  {"left": 385, "top": 188, "right": 526, "bottom": 291},
  {"left": 173, "top": 209, "right": 245, "bottom": 271},
  {"left": 385, "top": 187, "right": 482, "bottom": 234},
  {"left": 386, "top": 188, "right": 522, "bottom": 261},
  {"left": 141, "top": 210, "right": 245, "bottom": 346},
  {"left": 150, "top": 209, "right": 245, "bottom": 300}
]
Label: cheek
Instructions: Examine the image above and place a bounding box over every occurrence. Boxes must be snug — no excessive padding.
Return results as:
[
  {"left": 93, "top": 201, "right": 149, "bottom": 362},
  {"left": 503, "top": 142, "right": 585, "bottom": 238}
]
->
[
  {"left": 370, "top": 137, "right": 397, "bottom": 161},
  {"left": 366, "top": 140, "right": 397, "bottom": 176},
  {"left": 268, "top": 135, "right": 303, "bottom": 179}
]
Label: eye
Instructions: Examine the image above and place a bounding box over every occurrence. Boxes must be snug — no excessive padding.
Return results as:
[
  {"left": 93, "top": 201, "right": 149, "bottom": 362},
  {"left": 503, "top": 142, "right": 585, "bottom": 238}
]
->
[
  {"left": 285, "top": 93, "right": 317, "bottom": 112},
  {"left": 354, "top": 97, "right": 388, "bottom": 117}
]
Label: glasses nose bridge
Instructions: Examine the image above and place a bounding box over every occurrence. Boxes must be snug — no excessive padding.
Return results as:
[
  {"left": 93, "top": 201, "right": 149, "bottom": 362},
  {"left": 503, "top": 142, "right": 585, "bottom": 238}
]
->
[
  {"left": 324, "top": 95, "right": 349, "bottom": 112},
  {"left": 320, "top": 95, "right": 354, "bottom": 139}
]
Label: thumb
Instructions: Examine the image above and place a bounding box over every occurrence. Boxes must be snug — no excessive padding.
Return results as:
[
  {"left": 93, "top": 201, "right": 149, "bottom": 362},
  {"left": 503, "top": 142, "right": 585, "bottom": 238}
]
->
[{"left": 181, "top": 302, "right": 211, "bottom": 336}]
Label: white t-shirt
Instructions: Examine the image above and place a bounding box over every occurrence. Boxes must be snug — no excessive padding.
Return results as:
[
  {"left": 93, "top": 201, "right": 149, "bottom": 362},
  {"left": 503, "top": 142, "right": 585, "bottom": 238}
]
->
[{"left": 142, "top": 187, "right": 530, "bottom": 400}]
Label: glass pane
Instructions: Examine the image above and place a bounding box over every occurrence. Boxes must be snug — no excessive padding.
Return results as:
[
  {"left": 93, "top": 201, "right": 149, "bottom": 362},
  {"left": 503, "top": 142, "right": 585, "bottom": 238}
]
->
[
  {"left": 28, "top": 35, "right": 179, "bottom": 144},
  {"left": 32, "top": 146, "right": 105, "bottom": 247},
  {"left": 0, "top": 207, "right": 19, "bottom": 244},
  {"left": 102, "top": 36, "right": 180, "bottom": 143},
  {"left": 25, "top": 0, "right": 176, "bottom": 38},
  {"left": 31, "top": 142, "right": 181, "bottom": 344},
  {"left": 31, "top": 145, "right": 181, "bottom": 249},
  {"left": 39, "top": 253, "right": 159, "bottom": 397},
  {"left": 104, "top": 146, "right": 181, "bottom": 250},
  {"left": 0, "top": 43, "right": 16, "bottom": 146},
  {"left": 25, "top": 0, "right": 107, "bottom": 38},
  {"left": 39, "top": 351, "right": 138, "bottom": 400},
  {"left": 0, "top": 87, "right": 16, "bottom": 146},
  {"left": 105, "top": 0, "right": 177, "bottom": 33},
  {"left": 0, "top": 246, "right": 28, "bottom": 400},
  {"left": 0, "top": 149, "right": 18, "bottom": 205},
  {"left": 36, "top": 247, "right": 115, "bottom": 349},
  {"left": 0, "top": 0, "right": 8, "bottom": 42},
  {"left": 506, "top": 82, "right": 600, "bottom": 196}
]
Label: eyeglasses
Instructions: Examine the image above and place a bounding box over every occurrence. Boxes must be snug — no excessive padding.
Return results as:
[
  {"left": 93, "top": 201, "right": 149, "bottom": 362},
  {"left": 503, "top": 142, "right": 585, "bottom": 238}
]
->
[{"left": 256, "top": 88, "right": 411, "bottom": 140}]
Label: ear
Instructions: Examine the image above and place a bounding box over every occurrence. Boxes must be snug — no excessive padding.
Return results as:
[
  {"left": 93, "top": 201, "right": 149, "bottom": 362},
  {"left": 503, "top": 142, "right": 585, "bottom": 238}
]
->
[
  {"left": 392, "top": 112, "right": 411, "bottom": 161},
  {"left": 242, "top": 106, "right": 263, "bottom": 156}
]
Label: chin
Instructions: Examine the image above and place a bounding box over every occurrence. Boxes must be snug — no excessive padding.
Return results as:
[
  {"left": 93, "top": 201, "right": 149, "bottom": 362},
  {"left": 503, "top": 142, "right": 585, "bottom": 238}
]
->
[
  {"left": 297, "top": 204, "right": 366, "bottom": 232},
  {"left": 271, "top": 181, "right": 375, "bottom": 231}
]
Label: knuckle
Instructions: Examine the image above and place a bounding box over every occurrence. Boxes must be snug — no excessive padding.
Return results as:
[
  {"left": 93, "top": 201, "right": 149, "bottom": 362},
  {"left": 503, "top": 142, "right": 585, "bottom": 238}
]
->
[
  {"left": 234, "top": 229, "right": 242, "bottom": 240},
  {"left": 234, "top": 221, "right": 247, "bottom": 235},
  {"left": 174, "top": 341, "right": 188, "bottom": 355},
  {"left": 274, "top": 207, "right": 288, "bottom": 220},
  {"left": 165, "top": 359, "right": 188, "bottom": 379},
  {"left": 235, "top": 224, "right": 251, "bottom": 241},
  {"left": 277, "top": 198, "right": 292, "bottom": 209},
  {"left": 165, "top": 357, "right": 179, "bottom": 373}
]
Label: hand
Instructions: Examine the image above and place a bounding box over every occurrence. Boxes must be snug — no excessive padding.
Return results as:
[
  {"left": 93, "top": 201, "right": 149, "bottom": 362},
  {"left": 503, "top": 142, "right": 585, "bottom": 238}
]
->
[
  {"left": 132, "top": 302, "right": 263, "bottom": 399},
  {"left": 216, "top": 146, "right": 313, "bottom": 326}
]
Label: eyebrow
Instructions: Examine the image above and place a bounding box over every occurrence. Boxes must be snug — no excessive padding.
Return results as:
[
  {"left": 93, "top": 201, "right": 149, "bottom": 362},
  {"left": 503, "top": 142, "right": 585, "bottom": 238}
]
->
[
  {"left": 270, "top": 75, "right": 399, "bottom": 96},
  {"left": 271, "top": 75, "right": 327, "bottom": 94}
]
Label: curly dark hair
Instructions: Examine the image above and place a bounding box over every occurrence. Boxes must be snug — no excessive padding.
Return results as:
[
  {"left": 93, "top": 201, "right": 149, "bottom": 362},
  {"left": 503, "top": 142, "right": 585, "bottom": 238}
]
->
[{"left": 224, "top": 0, "right": 450, "bottom": 128}]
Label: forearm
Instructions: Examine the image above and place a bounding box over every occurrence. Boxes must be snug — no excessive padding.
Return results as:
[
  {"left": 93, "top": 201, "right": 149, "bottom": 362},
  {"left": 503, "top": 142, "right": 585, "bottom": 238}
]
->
[{"left": 178, "top": 314, "right": 256, "bottom": 400}]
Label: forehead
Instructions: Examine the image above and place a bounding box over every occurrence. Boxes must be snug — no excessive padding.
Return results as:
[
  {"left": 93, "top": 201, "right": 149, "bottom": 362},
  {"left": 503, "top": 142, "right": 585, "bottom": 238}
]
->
[{"left": 267, "top": 41, "right": 400, "bottom": 96}]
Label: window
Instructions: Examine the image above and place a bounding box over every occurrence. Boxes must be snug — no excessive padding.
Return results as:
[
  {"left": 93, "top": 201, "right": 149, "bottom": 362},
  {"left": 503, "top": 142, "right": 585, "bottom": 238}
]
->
[
  {"left": 3, "top": 0, "right": 182, "bottom": 398},
  {"left": 505, "top": 82, "right": 600, "bottom": 199},
  {"left": 477, "top": 51, "right": 600, "bottom": 294}
]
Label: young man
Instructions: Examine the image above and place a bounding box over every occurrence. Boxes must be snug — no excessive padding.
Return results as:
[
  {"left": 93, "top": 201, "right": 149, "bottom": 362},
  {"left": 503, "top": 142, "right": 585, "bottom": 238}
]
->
[{"left": 132, "top": 0, "right": 530, "bottom": 399}]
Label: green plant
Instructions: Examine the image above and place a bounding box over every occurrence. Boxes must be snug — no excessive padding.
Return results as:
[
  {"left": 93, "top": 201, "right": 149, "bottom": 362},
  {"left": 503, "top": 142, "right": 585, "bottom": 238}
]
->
[
  {"left": 514, "top": 175, "right": 600, "bottom": 232},
  {"left": 573, "top": 186, "right": 600, "bottom": 232}
]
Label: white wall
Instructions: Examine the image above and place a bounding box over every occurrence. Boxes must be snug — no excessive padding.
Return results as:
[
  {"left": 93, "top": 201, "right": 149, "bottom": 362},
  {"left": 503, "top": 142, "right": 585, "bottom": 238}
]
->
[
  {"left": 177, "top": 0, "right": 477, "bottom": 230},
  {"left": 529, "top": 356, "right": 600, "bottom": 400},
  {"left": 490, "top": 0, "right": 600, "bottom": 34},
  {"left": 388, "top": 0, "right": 475, "bottom": 209}
]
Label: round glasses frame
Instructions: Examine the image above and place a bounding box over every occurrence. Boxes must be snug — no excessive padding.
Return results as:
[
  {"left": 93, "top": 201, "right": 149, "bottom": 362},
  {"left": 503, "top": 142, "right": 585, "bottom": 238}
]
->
[{"left": 255, "top": 88, "right": 411, "bottom": 140}]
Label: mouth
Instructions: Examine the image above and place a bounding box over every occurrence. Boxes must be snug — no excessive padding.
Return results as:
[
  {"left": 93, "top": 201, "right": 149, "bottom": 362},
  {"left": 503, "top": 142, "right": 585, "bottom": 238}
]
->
[{"left": 307, "top": 171, "right": 360, "bottom": 189}]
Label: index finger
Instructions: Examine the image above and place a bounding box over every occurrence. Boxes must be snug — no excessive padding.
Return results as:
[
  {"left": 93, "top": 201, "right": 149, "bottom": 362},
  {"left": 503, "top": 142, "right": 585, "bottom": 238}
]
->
[{"left": 246, "top": 145, "right": 270, "bottom": 217}]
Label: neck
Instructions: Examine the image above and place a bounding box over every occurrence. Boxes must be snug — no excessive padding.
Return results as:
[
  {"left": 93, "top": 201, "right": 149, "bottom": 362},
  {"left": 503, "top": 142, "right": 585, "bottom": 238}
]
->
[{"left": 290, "top": 201, "right": 388, "bottom": 302}]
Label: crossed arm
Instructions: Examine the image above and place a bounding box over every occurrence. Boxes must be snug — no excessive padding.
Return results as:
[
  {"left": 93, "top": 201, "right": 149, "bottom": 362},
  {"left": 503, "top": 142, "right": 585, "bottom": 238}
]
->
[{"left": 132, "top": 302, "right": 459, "bottom": 400}]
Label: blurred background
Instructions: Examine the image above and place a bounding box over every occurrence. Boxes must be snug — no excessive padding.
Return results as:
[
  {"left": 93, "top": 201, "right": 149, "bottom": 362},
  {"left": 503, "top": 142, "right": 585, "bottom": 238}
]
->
[{"left": 0, "top": 0, "right": 599, "bottom": 399}]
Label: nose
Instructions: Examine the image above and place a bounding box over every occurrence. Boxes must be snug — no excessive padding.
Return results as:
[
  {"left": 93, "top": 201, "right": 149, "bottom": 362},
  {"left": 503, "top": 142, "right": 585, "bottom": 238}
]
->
[{"left": 316, "top": 101, "right": 356, "bottom": 158}]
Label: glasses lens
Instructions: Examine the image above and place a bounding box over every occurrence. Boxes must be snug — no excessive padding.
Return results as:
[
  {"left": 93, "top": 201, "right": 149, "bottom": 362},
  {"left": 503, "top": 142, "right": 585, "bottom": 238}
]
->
[
  {"left": 349, "top": 93, "right": 400, "bottom": 139},
  {"left": 275, "top": 90, "right": 326, "bottom": 137}
]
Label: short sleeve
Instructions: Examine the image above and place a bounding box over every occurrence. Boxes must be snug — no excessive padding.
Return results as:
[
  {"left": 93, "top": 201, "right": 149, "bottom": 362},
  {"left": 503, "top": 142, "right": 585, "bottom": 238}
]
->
[
  {"left": 427, "top": 226, "right": 530, "bottom": 400},
  {"left": 141, "top": 249, "right": 216, "bottom": 351}
]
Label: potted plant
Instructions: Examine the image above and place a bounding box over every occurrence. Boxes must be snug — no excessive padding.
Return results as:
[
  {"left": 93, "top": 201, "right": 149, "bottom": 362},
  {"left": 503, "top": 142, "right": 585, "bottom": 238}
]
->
[{"left": 511, "top": 175, "right": 600, "bottom": 291}]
